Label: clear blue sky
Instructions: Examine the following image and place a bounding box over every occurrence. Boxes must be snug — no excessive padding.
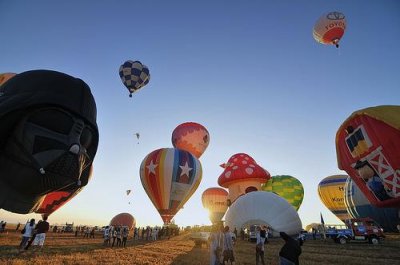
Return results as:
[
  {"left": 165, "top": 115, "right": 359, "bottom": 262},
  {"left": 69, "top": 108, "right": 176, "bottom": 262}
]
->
[{"left": 1, "top": 1, "right": 399, "bottom": 228}]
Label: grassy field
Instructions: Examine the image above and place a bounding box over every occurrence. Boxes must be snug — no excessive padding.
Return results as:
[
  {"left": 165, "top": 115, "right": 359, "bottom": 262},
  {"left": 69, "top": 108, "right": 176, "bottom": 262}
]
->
[{"left": 0, "top": 228, "right": 399, "bottom": 265}]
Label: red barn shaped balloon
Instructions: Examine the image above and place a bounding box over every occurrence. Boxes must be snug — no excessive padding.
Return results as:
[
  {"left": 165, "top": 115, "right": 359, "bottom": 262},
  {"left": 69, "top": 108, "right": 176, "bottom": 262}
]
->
[{"left": 336, "top": 105, "right": 400, "bottom": 208}]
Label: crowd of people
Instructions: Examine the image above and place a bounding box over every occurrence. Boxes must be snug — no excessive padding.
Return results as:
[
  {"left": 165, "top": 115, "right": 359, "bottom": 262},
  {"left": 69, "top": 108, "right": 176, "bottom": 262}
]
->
[
  {"left": 101, "top": 225, "right": 180, "bottom": 248},
  {"left": 6, "top": 216, "right": 348, "bottom": 264}
]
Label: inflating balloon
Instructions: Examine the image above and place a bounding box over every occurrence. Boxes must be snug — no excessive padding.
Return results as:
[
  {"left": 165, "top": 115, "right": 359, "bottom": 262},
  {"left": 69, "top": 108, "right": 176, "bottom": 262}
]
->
[
  {"left": 261, "top": 175, "right": 304, "bottom": 211},
  {"left": 140, "top": 148, "right": 202, "bottom": 224},
  {"left": 344, "top": 178, "right": 400, "bottom": 232},
  {"left": 225, "top": 191, "right": 302, "bottom": 237},
  {"left": 172, "top": 122, "right": 210, "bottom": 158},
  {"left": 110, "top": 213, "right": 136, "bottom": 230},
  {"left": 202, "top": 187, "right": 228, "bottom": 224},
  {"left": 313, "top": 11, "right": 346, "bottom": 48},
  {"left": 119, "top": 60, "right": 150, "bottom": 97},
  {"left": 0, "top": 70, "right": 99, "bottom": 214},
  {"left": 218, "top": 153, "right": 270, "bottom": 205},
  {"left": 317, "top": 175, "right": 351, "bottom": 222},
  {"left": 336, "top": 105, "right": 400, "bottom": 208}
]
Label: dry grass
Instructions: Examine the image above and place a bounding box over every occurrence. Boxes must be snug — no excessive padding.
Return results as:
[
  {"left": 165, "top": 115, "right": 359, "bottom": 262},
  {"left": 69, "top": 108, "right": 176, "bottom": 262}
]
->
[{"left": 0, "top": 228, "right": 399, "bottom": 265}]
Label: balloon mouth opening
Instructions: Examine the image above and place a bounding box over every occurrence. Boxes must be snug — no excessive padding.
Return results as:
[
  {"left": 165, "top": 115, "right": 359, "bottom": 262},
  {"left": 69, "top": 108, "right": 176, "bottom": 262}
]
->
[{"left": 332, "top": 39, "right": 340, "bottom": 48}]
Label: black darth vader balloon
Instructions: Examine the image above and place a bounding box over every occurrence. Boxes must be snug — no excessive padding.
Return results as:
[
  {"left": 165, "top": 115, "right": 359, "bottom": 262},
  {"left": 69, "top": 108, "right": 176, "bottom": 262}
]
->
[{"left": 0, "top": 70, "right": 98, "bottom": 214}]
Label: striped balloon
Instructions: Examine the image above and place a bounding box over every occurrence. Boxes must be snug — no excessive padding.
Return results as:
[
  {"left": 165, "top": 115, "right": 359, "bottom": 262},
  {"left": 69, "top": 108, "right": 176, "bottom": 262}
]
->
[
  {"left": 202, "top": 187, "right": 228, "bottom": 224},
  {"left": 140, "top": 148, "right": 202, "bottom": 224},
  {"left": 261, "top": 175, "right": 304, "bottom": 211},
  {"left": 318, "top": 175, "right": 351, "bottom": 222}
]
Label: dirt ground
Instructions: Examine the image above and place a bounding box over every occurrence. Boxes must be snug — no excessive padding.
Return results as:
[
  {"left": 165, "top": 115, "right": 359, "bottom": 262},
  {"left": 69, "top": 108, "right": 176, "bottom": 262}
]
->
[{"left": 0, "top": 227, "right": 399, "bottom": 265}]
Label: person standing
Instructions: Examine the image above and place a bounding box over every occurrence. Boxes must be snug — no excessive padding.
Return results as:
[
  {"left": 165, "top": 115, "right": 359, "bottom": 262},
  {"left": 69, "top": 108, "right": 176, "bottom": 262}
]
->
[
  {"left": 279, "top": 232, "right": 302, "bottom": 265},
  {"left": 222, "top": 226, "right": 235, "bottom": 265},
  {"left": 103, "top": 226, "right": 110, "bottom": 246},
  {"left": 116, "top": 227, "right": 122, "bottom": 247},
  {"left": 209, "top": 225, "right": 222, "bottom": 265},
  {"left": 19, "top": 219, "right": 35, "bottom": 251},
  {"left": 256, "top": 226, "right": 266, "bottom": 265},
  {"left": 122, "top": 227, "right": 128, "bottom": 247},
  {"left": 31, "top": 216, "right": 50, "bottom": 251}
]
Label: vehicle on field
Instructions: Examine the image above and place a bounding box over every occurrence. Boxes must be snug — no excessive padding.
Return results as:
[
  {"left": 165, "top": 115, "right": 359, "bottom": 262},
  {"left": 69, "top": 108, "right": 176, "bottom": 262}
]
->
[
  {"left": 190, "top": 231, "right": 210, "bottom": 247},
  {"left": 325, "top": 217, "right": 385, "bottom": 244}
]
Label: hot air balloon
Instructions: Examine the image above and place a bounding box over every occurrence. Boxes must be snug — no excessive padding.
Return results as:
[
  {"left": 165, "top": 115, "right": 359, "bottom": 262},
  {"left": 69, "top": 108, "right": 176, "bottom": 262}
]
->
[
  {"left": 171, "top": 122, "right": 210, "bottom": 158},
  {"left": 313, "top": 11, "right": 346, "bottom": 48},
  {"left": 218, "top": 153, "right": 270, "bottom": 205},
  {"left": 110, "top": 213, "right": 136, "bottom": 230},
  {"left": 261, "top": 175, "right": 304, "bottom": 211},
  {"left": 202, "top": 187, "right": 228, "bottom": 224},
  {"left": 0, "top": 70, "right": 99, "bottom": 214},
  {"left": 0, "top": 72, "right": 16, "bottom": 86},
  {"left": 35, "top": 165, "right": 93, "bottom": 217},
  {"left": 140, "top": 148, "right": 202, "bottom": 224},
  {"left": 336, "top": 105, "right": 400, "bottom": 208},
  {"left": 119, "top": 60, "right": 150, "bottom": 97},
  {"left": 225, "top": 191, "right": 302, "bottom": 237},
  {"left": 344, "top": 177, "right": 400, "bottom": 232},
  {"left": 318, "top": 175, "right": 351, "bottom": 222}
]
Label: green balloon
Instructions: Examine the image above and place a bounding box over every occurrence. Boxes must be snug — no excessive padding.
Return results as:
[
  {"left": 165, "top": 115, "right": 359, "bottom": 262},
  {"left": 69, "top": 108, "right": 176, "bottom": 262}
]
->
[{"left": 261, "top": 175, "right": 304, "bottom": 211}]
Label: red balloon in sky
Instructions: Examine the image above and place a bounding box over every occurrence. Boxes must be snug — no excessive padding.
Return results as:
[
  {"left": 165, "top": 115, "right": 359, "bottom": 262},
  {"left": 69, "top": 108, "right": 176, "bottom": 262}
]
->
[{"left": 172, "top": 122, "right": 210, "bottom": 158}]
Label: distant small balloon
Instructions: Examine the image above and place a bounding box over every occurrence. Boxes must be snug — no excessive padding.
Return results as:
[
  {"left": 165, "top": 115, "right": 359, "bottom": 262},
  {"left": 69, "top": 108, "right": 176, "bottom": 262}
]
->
[{"left": 313, "top": 11, "right": 346, "bottom": 48}]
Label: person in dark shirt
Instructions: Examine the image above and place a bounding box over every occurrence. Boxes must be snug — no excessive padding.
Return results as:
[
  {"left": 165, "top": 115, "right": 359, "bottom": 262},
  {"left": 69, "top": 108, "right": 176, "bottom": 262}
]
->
[{"left": 279, "top": 232, "right": 302, "bottom": 265}]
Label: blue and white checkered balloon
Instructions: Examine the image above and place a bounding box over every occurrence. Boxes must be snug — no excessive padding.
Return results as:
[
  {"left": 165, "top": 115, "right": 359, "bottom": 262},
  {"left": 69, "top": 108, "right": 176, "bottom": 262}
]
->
[{"left": 119, "top": 60, "right": 150, "bottom": 97}]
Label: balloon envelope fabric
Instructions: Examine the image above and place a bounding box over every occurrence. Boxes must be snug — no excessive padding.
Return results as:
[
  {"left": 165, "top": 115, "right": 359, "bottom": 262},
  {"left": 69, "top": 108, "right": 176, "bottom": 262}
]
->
[{"left": 140, "top": 148, "right": 202, "bottom": 224}]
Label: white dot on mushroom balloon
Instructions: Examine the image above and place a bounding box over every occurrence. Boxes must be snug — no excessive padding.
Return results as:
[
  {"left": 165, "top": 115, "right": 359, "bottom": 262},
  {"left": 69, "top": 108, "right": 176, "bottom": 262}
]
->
[
  {"left": 242, "top": 160, "right": 248, "bottom": 164},
  {"left": 225, "top": 171, "right": 231, "bottom": 178},
  {"left": 245, "top": 157, "right": 249, "bottom": 160},
  {"left": 233, "top": 166, "right": 238, "bottom": 170},
  {"left": 234, "top": 158, "right": 238, "bottom": 162},
  {"left": 245, "top": 167, "right": 254, "bottom": 175},
  {"left": 249, "top": 164, "right": 255, "bottom": 168}
]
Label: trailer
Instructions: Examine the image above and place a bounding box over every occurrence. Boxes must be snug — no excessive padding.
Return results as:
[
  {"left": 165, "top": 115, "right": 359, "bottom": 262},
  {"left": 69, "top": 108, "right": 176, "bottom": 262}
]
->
[{"left": 325, "top": 217, "right": 385, "bottom": 244}]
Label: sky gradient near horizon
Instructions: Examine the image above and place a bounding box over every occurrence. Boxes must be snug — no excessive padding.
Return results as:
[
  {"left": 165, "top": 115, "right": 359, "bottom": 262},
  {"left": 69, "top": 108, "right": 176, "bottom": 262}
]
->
[{"left": 1, "top": 1, "right": 399, "bottom": 228}]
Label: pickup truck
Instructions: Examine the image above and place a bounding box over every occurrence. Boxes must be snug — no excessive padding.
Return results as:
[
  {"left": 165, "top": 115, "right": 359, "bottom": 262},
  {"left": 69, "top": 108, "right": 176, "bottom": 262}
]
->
[
  {"left": 190, "top": 232, "right": 210, "bottom": 247},
  {"left": 325, "top": 217, "right": 385, "bottom": 244}
]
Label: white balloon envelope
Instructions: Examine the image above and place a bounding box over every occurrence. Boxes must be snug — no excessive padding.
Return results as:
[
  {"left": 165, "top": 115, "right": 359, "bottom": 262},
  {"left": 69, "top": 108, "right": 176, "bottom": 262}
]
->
[{"left": 225, "top": 191, "right": 302, "bottom": 237}]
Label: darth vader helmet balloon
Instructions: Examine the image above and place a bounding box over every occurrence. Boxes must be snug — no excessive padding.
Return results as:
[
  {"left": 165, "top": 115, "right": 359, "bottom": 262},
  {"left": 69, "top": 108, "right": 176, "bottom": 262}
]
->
[{"left": 0, "top": 70, "right": 98, "bottom": 214}]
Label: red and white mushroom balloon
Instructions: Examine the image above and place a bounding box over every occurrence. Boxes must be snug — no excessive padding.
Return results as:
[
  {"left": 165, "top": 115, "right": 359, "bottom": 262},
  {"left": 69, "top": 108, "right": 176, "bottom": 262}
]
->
[{"left": 218, "top": 153, "right": 270, "bottom": 205}]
